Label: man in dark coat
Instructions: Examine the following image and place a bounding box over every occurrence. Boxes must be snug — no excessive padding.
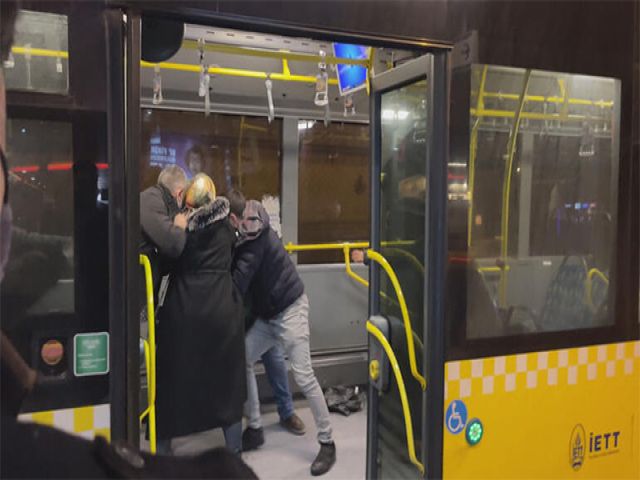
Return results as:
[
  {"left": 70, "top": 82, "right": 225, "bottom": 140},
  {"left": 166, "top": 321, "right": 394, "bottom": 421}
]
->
[
  {"left": 140, "top": 165, "right": 189, "bottom": 298},
  {"left": 233, "top": 201, "right": 336, "bottom": 476},
  {"left": 226, "top": 190, "right": 306, "bottom": 438},
  {"left": 156, "top": 174, "right": 245, "bottom": 455}
]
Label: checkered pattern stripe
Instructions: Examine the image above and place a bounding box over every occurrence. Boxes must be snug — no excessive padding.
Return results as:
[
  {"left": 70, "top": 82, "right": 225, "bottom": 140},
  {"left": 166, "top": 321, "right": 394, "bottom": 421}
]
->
[
  {"left": 18, "top": 404, "right": 110, "bottom": 440},
  {"left": 445, "top": 341, "right": 640, "bottom": 400}
]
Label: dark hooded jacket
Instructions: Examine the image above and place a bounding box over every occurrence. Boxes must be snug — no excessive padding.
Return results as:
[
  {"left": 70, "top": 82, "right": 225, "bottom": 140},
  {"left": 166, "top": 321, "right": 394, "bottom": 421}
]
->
[
  {"left": 232, "top": 201, "right": 304, "bottom": 321},
  {"left": 156, "top": 197, "right": 245, "bottom": 440}
]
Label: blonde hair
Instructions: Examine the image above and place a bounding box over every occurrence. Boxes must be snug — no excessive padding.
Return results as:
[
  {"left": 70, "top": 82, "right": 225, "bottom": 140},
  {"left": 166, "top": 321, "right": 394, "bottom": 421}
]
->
[{"left": 184, "top": 173, "right": 217, "bottom": 208}]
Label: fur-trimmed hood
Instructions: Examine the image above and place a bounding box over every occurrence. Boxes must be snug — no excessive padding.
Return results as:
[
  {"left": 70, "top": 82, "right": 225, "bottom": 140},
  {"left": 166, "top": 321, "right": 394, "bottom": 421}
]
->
[{"left": 187, "top": 197, "right": 230, "bottom": 232}]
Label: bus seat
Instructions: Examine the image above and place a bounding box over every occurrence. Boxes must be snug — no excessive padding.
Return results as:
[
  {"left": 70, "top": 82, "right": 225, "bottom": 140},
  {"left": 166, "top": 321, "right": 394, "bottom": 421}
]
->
[{"left": 538, "top": 256, "right": 592, "bottom": 332}]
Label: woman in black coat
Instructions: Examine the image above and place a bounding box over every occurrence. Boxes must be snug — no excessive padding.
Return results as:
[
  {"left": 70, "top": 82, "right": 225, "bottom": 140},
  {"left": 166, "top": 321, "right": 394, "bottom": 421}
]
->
[{"left": 156, "top": 174, "right": 245, "bottom": 454}]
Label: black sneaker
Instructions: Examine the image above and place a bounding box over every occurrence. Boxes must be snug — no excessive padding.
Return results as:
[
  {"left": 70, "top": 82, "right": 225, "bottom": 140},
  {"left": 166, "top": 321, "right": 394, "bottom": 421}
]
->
[
  {"left": 310, "top": 442, "right": 336, "bottom": 476},
  {"left": 242, "top": 427, "right": 264, "bottom": 452},
  {"left": 280, "top": 413, "right": 306, "bottom": 436}
]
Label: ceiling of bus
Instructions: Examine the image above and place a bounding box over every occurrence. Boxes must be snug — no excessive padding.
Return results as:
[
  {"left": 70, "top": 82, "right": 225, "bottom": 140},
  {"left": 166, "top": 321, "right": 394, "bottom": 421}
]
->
[{"left": 140, "top": 24, "right": 418, "bottom": 122}]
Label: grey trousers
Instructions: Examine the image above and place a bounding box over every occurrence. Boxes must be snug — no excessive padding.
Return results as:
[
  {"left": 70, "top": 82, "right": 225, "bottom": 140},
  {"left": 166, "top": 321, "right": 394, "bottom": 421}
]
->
[{"left": 244, "top": 294, "right": 333, "bottom": 444}]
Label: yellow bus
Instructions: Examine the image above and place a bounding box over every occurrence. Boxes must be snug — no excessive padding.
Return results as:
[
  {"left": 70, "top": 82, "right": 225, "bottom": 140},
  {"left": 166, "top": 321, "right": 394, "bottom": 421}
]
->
[{"left": 2, "top": 1, "right": 638, "bottom": 478}]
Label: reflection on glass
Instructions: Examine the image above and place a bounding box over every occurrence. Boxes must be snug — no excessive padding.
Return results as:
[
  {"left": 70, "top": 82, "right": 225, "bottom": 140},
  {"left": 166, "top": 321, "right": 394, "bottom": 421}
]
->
[
  {"left": 1, "top": 119, "right": 75, "bottom": 326},
  {"left": 298, "top": 121, "right": 369, "bottom": 264},
  {"left": 377, "top": 80, "right": 427, "bottom": 477},
  {"left": 3, "top": 10, "right": 69, "bottom": 94},
  {"left": 140, "top": 110, "right": 282, "bottom": 202},
  {"left": 464, "top": 65, "right": 619, "bottom": 338}
]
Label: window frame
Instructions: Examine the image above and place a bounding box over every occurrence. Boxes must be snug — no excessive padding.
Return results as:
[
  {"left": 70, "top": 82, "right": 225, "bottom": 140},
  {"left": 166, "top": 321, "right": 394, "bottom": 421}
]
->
[{"left": 446, "top": 64, "right": 638, "bottom": 362}]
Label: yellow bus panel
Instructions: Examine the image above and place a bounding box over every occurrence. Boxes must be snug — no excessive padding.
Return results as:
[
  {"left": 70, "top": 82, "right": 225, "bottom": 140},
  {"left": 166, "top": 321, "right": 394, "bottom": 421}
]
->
[{"left": 443, "top": 341, "right": 640, "bottom": 479}]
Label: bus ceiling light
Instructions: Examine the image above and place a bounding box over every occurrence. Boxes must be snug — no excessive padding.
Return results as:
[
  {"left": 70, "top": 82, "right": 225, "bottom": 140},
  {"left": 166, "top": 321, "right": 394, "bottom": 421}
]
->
[
  {"left": 465, "top": 418, "right": 484, "bottom": 446},
  {"left": 382, "top": 109, "right": 395, "bottom": 121},
  {"left": 397, "top": 110, "right": 410, "bottom": 120}
]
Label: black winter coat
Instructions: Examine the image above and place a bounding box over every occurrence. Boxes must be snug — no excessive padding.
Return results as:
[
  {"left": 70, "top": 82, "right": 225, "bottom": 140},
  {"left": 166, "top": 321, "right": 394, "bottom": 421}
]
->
[
  {"left": 232, "top": 202, "right": 304, "bottom": 320},
  {"left": 156, "top": 197, "right": 245, "bottom": 440}
]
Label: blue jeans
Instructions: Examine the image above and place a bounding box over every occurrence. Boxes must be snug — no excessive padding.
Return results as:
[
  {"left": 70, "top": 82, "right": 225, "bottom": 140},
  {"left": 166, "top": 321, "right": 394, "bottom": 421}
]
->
[
  {"left": 245, "top": 295, "right": 332, "bottom": 444},
  {"left": 261, "top": 345, "right": 295, "bottom": 421}
]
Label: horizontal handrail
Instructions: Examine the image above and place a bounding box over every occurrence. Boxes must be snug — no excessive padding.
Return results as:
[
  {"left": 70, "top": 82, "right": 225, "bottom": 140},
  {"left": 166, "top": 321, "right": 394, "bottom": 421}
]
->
[{"left": 286, "top": 241, "right": 426, "bottom": 390}]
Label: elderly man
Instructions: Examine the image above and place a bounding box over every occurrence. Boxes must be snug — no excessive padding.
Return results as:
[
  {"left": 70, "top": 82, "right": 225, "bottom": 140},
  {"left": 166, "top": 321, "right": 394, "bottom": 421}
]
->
[{"left": 139, "top": 164, "right": 190, "bottom": 320}]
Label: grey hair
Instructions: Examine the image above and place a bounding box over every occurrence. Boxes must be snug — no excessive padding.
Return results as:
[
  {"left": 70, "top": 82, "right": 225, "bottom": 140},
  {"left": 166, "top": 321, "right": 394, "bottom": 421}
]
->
[{"left": 157, "top": 165, "right": 187, "bottom": 193}]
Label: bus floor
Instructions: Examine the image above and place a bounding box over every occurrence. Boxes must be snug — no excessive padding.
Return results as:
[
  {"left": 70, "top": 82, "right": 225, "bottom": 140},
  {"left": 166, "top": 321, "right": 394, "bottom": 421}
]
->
[{"left": 142, "top": 399, "right": 366, "bottom": 479}]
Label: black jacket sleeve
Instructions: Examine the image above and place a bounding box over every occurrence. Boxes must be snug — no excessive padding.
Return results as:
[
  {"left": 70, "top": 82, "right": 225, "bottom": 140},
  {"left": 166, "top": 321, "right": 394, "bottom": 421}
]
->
[
  {"left": 232, "top": 239, "right": 265, "bottom": 296},
  {"left": 140, "top": 188, "right": 186, "bottom": 259}
]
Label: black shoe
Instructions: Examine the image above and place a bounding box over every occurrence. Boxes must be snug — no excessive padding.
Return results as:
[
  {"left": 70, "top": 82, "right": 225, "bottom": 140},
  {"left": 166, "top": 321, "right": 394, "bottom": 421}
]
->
[
  {"left": 310, "top": 442, "right": 336, "bottom": 476},
  {"left": 280, "top": 413, "right": 306, "bottom": 436},
  {"left": 242, "top": 427, "right": 264, "bottom": 452}
]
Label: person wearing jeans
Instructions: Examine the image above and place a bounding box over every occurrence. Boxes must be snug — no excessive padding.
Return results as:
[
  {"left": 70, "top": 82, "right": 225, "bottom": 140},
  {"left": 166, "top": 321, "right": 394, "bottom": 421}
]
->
[
  {"left": 232, "top": 200, "right": 336, "bottom": 476},
  {"left": 226, "top": 190, "right": 305, "bottom": 437},
  {"left": 261, "top": 345, "right": 306, "bottom": 434}
]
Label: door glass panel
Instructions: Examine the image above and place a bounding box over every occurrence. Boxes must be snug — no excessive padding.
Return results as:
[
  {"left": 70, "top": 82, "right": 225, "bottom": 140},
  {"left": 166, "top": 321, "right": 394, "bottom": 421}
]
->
[
  {"left": 3, "top": 10, "right": 69, "bottom": 94},
  {"left": 465, "top": 65, "right": 619, "bottom": 339},
  {"left": 1, "top": 119, "right": 74, "bottom": 328},
  {"left": 377, "top": 79, "right": 427, "bottom": 477}
]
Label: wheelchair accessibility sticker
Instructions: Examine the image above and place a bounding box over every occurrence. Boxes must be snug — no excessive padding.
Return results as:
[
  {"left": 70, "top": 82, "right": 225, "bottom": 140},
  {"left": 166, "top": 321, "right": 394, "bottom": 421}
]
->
[{"left": 445, "top": 400, "right": 468, "bottom": 434}]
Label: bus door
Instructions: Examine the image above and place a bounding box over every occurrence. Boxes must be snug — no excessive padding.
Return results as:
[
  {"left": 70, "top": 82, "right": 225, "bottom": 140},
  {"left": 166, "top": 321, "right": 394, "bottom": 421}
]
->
[{"left": 366, "top": 52, "right": 449, "bottom": 479}]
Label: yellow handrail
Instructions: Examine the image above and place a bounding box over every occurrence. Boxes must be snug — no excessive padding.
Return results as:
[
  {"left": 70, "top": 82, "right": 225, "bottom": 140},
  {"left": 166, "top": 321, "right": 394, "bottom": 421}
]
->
[
  {"left": 468, "top": 65, "right": 488, "bottom": 248},
  {"left": 585, "top": 268, "right": 609, "bottom": 312},
  {"left": 285, "top": 241, "right": 425, "bottom": 389},
  {"left": 366, "top": 250, "right": 426, "bottom": 391},
  {"left": 181, "top": 39, "right": 370, "bottom": 67},
  {"left": 139, "top": 338, "right": 152, "bottom": 419},
  {"left": 499, "top": 69, "right": 532, "bottom": 307},
  {"left": 343, "top": 246, "right": 369, "bottom": 288},
  {"left": 366, "top": 321, "right": 425, "bottom": 475},
  {"left": 284, "top": 240, "right": 415, "bottom": 253},
  {"left": 139, "top": 255, "right": 157, "bottom": 454}
]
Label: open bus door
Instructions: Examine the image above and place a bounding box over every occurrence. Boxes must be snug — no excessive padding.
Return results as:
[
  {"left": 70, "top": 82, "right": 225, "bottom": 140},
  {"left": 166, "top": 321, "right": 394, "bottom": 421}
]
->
[{"left": 366, "top": 53, "right": 449, "bottom": 478}]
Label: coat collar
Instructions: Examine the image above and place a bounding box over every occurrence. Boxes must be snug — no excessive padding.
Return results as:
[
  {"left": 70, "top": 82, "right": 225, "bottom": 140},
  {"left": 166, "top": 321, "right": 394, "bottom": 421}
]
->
[{"left": 187, "top": 197, "right": 230, "bottom": 232}]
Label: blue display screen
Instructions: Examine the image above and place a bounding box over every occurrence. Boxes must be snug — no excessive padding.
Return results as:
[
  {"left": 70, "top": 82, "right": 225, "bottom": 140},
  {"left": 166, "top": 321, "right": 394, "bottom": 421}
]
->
[{"left": 333, "top": 43, "right": 369, "bottom": 95}]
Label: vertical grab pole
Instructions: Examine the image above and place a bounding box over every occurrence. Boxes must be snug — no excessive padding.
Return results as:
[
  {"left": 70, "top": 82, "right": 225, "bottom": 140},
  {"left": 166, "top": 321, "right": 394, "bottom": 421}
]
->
[{"left": 139, "top": 255, "right": 157, "bottom": 454}]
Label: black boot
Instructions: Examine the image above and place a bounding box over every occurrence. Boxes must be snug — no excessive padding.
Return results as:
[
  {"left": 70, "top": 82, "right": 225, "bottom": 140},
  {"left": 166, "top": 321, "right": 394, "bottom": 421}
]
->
[
  {"left": 242, "top": 427, "right": 264, "bottom": 452},
  {"left": 310, "top": 442, "right": 336, "bottom": 476}
]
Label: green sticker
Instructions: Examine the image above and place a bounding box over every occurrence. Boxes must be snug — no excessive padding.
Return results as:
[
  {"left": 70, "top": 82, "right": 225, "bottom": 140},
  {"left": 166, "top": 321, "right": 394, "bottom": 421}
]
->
[
  {"left": 74, "top": 332, "right": 109, "bottom": 377},
  {"left": 466, "top": 418, "right": 484, "bottom": 446}
]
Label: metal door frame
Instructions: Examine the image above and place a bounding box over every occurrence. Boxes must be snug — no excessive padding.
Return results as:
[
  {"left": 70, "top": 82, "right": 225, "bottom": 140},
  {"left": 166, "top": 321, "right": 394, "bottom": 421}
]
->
[
  {"left": 107, "top": 0, "right": 451, "bottom": 452},
  {"left": 368, "top": 52, "right": 449, "bottom": 478}
]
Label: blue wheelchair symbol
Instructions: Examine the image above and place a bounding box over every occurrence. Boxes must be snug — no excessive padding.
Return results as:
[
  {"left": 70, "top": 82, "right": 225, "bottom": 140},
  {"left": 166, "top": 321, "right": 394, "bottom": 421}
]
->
[{"left": 445, "top": 400, "right": 468, "bottom": 434}]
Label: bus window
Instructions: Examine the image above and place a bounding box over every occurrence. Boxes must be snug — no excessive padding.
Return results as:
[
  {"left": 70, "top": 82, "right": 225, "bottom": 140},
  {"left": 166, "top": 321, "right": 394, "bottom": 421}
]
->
[
  {"left": 298, "top": 121, "right": 370, "bottom": 264},
  {"left": 1, "top": 119, "right": 74, "bottom": 326},
  {"left": 2, "top": 10, "right": 69, "bottom": 94},
  {"left": 464, "top": 66, "right": 620, "bottom": 339},
  {"left": 140, "top": 109, "right": 282, "bottom": 200}
]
